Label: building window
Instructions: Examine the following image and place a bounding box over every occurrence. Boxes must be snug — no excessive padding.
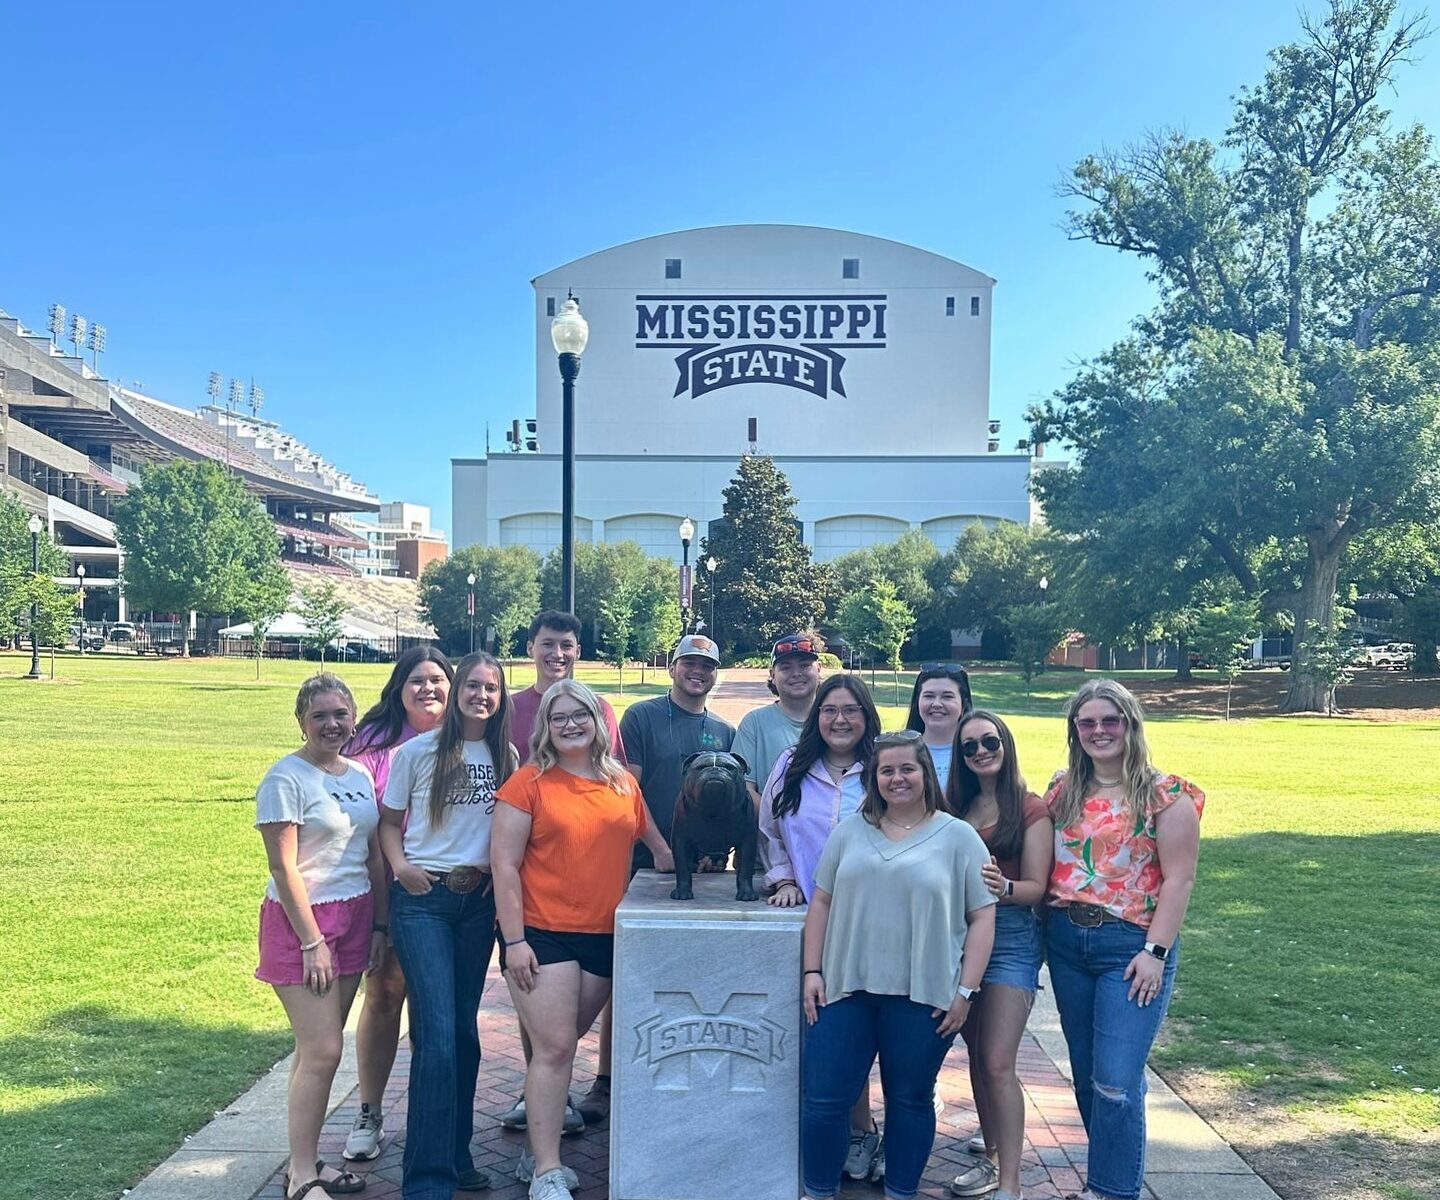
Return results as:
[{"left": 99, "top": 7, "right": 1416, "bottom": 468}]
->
[
  {"left": 665, "top": 258, "right": 682, "bottom": 279},
  {"left": 945, "top": 296, "right": 955, "bottom": 316},
  {"left": 842, "top": 258, "right": 860, "bottom": 279},
  {"left": 970, "top": 296, "right": 981, "bottom": 316},
  {"left": 546, "top": 297, "right": 556, "bottom": 317}
]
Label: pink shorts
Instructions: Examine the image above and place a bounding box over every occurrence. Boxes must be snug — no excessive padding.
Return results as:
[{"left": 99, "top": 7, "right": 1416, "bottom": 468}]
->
[{"left": 256, "top": 892, "right": 374, "bottom": 986}]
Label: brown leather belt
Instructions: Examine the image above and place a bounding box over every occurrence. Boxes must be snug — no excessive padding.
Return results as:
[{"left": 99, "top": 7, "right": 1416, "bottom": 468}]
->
[
  {"left": 433, "top": 866, "right": 491, "bottom": 894},
  {"left": 1065, "top": 902, "right": 1120, "bottom": 928}
]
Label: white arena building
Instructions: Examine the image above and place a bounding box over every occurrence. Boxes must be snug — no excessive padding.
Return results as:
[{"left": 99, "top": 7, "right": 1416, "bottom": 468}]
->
[{"left": 451, "top": 225, "right": 1036, "bottom": 563}]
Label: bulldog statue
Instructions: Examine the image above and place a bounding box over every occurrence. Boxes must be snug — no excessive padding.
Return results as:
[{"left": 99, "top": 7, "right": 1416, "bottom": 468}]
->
[{"left": 669, "top": 750, "right": 758, "bottom": 902}]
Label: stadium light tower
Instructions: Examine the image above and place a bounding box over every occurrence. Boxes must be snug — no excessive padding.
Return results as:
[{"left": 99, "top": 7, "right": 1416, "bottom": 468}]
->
[
  {"left": 88, "top": 323, "right": 106, "bottom": 369},
  {"left": 249, "top": 381, "right": 265, "bottom": 418},
  {"left": 549, "top": 293, "right": 589, "bottom": 614},
  {"left": 207, "top": 372, "right": 222, "bottom": 404},
  {"left": 69, "top": 314, "right": 88, "bottom": 360},
  {"left": 48, "top": 304, "right": 66, "bottom": 345}
]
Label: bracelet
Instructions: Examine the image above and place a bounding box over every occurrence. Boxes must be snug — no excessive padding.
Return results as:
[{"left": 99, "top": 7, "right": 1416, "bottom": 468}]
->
[
  {"left": 803, "top": 968, "right": 823, "bottom": 976},
  {"left": 503, "top": 935, "right": 527, "bottom": 947},
  {"left": 373, "top": 923, "right": 389, "bottom": 933},
  {"left": 300, "top": 935, "right": 325, "bottom": 952}
]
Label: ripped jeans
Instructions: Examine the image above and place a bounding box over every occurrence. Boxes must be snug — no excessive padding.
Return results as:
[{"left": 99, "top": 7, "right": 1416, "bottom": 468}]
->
[{"left": 1044, "top": 910, "right": 1179, "bottom": 1200}]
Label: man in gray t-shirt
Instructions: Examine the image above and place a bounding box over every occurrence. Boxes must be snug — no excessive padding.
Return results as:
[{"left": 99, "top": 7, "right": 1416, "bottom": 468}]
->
[
  {"left": 734, "top": 632, "right": 823, "bottom": 809},
  {"left": 622, "top": 634, "right": 735, "bottom": 869}
]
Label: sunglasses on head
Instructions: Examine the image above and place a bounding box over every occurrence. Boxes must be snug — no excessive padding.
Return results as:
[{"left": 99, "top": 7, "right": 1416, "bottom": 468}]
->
[
  {"left": 774, "top": 638, "right": 817, "bottom": 656},
  {"left": 874, "top": 730, "right": 923, "bottom": 746},
  {"left": 960, "top": 734, "right": 1003, "bottom": 757},
  {"left": 921, "top": 663, "right": 967, "bottom": 677}
]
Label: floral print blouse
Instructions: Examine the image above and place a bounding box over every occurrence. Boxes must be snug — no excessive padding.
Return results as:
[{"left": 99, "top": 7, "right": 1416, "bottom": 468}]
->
[{"left": 1045, "top": 771, "right": 1205, "bottom": 928}]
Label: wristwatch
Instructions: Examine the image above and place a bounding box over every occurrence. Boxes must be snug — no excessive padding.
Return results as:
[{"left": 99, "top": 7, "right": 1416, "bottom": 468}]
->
[
  {"left": 1143, "top": 941, "right": 1169, "bottom": 961},
  {"left": 956, "top": 984, "right": 981, "bottom": 1002},
  {"left": 1003, "top": 879, "right": 1014, "bottom": 898}
]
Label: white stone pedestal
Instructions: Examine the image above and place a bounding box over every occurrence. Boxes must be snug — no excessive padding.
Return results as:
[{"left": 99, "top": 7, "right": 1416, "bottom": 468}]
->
[{"left": 611, "top": 870, "right": 805, "bottom": 1200}]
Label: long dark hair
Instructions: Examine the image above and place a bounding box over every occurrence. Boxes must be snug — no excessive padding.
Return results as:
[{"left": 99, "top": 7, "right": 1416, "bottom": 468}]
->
[
  {"left": 860, "top": 733, "right": 948, "bottom": 827},
  {"left": 349, "top": 647, "right": 454, "bottom": 755},
  {"left": 946, "top": 708, "right": 1028, "bottom": 860},
  {"left": 773, "top": 674, "right": 881, "bottom": 820},
  {"left": 903, "top": 664, "right": 973, "bottom": 733},
  {"left": 427, "top": 652, "right": 515, "bottom": 828}
]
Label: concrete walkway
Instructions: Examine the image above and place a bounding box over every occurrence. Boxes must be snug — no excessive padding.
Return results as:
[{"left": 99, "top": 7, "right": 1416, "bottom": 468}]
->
[{"left": 126, "top": 676, "right": 1280, "bottom": 1200}]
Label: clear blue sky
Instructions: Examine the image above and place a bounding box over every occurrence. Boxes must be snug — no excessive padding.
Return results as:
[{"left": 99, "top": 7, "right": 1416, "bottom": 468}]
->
[{"left": 4, "top": 3, "right": 1438, "bottom": 536}]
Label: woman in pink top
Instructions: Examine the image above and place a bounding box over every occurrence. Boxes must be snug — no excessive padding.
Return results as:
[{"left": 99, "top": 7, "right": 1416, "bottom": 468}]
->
[
  {"left": 341, "top": 647, "right": 454, "bottom": 1164},
  {"left": 1044, "top": 679, "right": 1203, "bottom": 1200}
]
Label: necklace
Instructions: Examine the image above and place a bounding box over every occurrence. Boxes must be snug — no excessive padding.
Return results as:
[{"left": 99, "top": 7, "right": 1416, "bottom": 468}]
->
[
  {"left": 301, "top": 752, "right": 347, "bottom": 777},
  {"left": 822, "top": 755, "right": 853, "bottom": 777},
  {"left": 883, "top": 811, "right": 925, "bottom": 831},
  {"left": 1093, "top": 774, "right": 1123, "bottom": 787}
]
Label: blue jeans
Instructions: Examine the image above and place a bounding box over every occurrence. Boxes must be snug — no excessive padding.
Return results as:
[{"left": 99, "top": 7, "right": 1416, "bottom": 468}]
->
[
  {"left": 802, "top": 991, "right": 956, "bottom": 1200},
  {"left": 1044, "top": 910, "right": 1179, "bottom": 1200},
  {"left": 390, "top": 882, "right": 496, "bottom": 1200}
]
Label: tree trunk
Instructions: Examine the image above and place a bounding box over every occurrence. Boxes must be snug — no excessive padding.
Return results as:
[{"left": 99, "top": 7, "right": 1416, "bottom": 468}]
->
[
  {"left": 1413, "top": 644, "right": 1439, "bottom": 677},
  {"left": 1174, "top": 635, "right": 1192, "bottom": 681},
  {"left": 1282, "top": 532, "right": 1346, "bottom": 713}
]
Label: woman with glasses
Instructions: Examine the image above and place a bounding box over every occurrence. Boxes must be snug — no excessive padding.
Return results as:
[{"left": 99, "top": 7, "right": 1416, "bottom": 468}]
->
[
  {"left": 759, "top": 673, "right": 886, "bottom": 1180},
  {"left": 800, "top": 731, "right": 995, "bottom": 1200},
  {"left": 379, "top": 652, "right": 515, "bottom": 1199},
  {"left": 1044, "top": 680, "right": 1203, "bottom": 1200},
  {"left": 903, "top": 665, "right": 973, "bottom": 791},
  {"left": 492, "top": 680, "right": 649, "bottom": 1200},
  {"left": 943, "top": 711, "right": 1052, "bottom": 1200}
]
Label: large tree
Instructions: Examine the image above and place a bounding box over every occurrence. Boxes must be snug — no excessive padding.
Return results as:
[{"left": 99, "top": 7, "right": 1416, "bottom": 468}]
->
[
  {"left": 112, "top": 460, "right": 289, "bottom": 654},
  {"left": 698, "top": 456, "right": 826, "bottom": 654},
  {"left": 0, "top": 496, "right": 69, "bottom": 644},
  {"left": 828, "top": 529, "right": 944, "bottom": 657},
  {"left": 420, "top": 544, "right": 541, "bottom": 657},
  {"left": 929, "top": 520, "right": 1053, "bottom": 657},
  {"left": 1038, "top": 0, "right": 1440, "bottom": 711}
]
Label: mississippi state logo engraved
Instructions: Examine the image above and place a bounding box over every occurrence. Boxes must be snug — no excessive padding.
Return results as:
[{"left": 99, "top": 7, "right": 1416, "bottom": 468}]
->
[{"left": 633, "top": 991, "right": 787, "bottom": 1092}]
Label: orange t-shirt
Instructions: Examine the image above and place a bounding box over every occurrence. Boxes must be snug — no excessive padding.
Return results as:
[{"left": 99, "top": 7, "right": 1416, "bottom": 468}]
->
[{"left": 496, "top": 763, "right": 648, "bottom": 934}]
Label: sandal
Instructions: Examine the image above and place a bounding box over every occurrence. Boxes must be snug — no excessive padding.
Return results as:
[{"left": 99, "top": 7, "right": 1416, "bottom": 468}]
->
[
  {"left": 286, "top": 1183, "right": 328, "bottom": 1200},
  {"left": 286, "top": 1160, "right": 367, "bottom": 1199}
]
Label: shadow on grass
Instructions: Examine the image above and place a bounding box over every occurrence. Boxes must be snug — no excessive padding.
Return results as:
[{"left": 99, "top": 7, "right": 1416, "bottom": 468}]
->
[
  {"left": 0, "top": 1005, "right": 289, "bottom": 1200},
  {"left": 1162, "top": 831, "right": 1439, "bottom": 1121}
]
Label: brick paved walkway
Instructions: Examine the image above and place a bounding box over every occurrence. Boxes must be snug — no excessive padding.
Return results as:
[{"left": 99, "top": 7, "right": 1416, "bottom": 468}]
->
[{"left": 253, "top": 964, "right": 1153, "bottom": 1200}]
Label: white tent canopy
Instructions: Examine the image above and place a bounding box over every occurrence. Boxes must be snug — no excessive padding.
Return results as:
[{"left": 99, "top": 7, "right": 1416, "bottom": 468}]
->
[{"left": 218, "top": 612, "right": 378, "bottom": 642}]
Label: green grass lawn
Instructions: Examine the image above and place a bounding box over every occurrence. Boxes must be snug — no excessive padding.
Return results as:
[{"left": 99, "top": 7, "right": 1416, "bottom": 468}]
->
[{"left": 1, "top": 653, "right": 1434, "bottom": 1199}]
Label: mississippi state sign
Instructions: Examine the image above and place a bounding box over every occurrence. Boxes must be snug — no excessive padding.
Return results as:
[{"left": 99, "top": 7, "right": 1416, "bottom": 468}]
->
[{"left": 635, "top": 293, "right": 888, "bottom": 400}]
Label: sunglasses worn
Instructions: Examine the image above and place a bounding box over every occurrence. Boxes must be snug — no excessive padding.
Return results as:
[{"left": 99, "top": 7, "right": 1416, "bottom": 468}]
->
[
  {"left": 960, "top": 734, "right": 1003, "bottom": 757},
  {"left": 1074, "top": 715, "right": 1125, "bottom": 734}
]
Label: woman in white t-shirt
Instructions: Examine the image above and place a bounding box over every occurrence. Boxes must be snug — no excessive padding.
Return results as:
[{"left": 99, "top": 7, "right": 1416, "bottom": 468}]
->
[
  {"left": 379, "top": 652, "right": 516, "bottom": 1199},
  {"left": 255, "top": 673, "right": 386, "bottom": 1200},
  {"left": 800, "top": 732, "right": 995, "bottom": 1200}
]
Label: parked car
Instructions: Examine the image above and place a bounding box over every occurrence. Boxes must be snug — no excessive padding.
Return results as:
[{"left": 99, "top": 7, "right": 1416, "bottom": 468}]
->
[
  {"left": 108, "top": 622, "right": 137, "bottom": 643},
  {"left": 1371, "top": 642, "right": 1415, "bottom": 670}
]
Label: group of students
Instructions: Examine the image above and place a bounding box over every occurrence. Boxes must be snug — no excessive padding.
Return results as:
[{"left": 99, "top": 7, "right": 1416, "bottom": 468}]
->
[{"left": 253, "top": 617, "right": 1202, "bottom": 1200}]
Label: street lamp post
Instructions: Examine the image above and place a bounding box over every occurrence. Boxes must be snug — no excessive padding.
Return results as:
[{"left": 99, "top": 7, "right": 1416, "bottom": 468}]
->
[
  {"left": 678, "top": 517, "right": 696, "bottom": 633},
  {"left": 25, "top": 514, "right": 43, "bottom": 679},
  {"left": 76, "top": 563, "right": 86, "bottom": 654},
  {"left": 705, "top": 556, "right": 717, "bottom": 638},
  {"left": 467, "top": 571, "right": 477, "bottom": 654},
  {"left": 550, "top": 294, "right": 589, "bottom": 614}
]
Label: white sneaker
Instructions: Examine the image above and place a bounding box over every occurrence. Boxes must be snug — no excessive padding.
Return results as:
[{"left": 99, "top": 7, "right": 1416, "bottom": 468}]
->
[
  {"left": 967, "top": 1131, "right": 990, "bottom": 1154},
  {"left": 843, "top": 1128, "right": 880, "bottom": 1179},
  {"left": 343, "top": 1105, "right": 383, "bottom": 1161},
  {"left": 528, "top": 1166, "right": 575, "bottom": 1200},
  {"left": 515, "top": 1148, "right": 578, "bottom": 1189}
]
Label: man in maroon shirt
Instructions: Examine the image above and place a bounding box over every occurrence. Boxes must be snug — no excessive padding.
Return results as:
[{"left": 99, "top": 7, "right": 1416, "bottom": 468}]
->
[{"left": 508, "top": 610, "right": 626, "bottom": 765}]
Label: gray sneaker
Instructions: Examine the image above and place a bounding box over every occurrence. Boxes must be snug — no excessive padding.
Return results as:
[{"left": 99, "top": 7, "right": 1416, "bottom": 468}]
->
[
  {"left": 499, "top": 1098, "right": 585, "bottom": 1135},
  {"left": 515, "top": 1148, "right": 578, "bottom": 1189},
  {"left": 528, "top": 1166, "right": 575, "bottom": 1200},
  {"left": 870, "top": 1135, "right": 886, "bottom": 1183},
  {"left": 342, "top": 1105, "right": 383, "bottom": 1161},
  {"left": 950, "top": 1152, "right": 1000, "bottom": 1196},
  {"left": 967, "top": 1131, "right": 990, "bottom": 1154},
  {"left": 843, "top": 1128, "right": 880, "bottom": 1180}
]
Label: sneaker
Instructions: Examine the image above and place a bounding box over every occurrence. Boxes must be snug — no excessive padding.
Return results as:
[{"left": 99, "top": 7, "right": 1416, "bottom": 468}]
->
[
  {"left": 499, "top": 1099, "right": 585, "bottom": 1135},
  {"left": 950, "top": 1153, "right": 1000, "bottom": 1197},
  {"left": 457, "top": 1167, "right": 493, "bottom": 1191},
  {"left": 528, "top": 1166, "right": 575, "bottom": 1200},
  {"left": 967, "top": 1131, "right": 990, "bottom": 1154},
  {"left": 342, "top": 1104, "right": 383, "bottom": 1161},
  {"left": 869, "top": 1136, "right": 886, "bottom": 1183},
  {"left": 843, "top": 1128, "right": 880, "bottom": 1180},
  {"left": 515, "top": 1148, "right": 579, "bottom": 1189},
  {"left": 574, "top": 1076, "right": 610, "bottom": 1124},
  {"left": 933, "top": 1090, "right": 946, "bottom": 1120}
]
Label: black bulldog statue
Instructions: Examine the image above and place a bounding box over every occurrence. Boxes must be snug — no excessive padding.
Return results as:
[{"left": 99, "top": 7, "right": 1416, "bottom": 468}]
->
[{"left": 669, "top": 750, "right": 758, "bottom": 902}]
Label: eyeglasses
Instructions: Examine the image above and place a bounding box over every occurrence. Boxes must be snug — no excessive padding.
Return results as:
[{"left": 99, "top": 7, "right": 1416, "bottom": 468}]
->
[
  {"left": 774, "top": 638, "right": 817, "bottom": 656},
  {"left": 1074, "top": 715, "right": 1125, "bottom": 735},
  {"left": 817, "top": 704, "right": 864, "bottom": 720},
  {"left": 874, "top": 730, "right": 922, "bottom": 746},
  {"left": 960, "top": 734, "right": 1003, "bottom": 757},
  {"left": 548, "top": 709, "right": 594, "bottom": 730}
]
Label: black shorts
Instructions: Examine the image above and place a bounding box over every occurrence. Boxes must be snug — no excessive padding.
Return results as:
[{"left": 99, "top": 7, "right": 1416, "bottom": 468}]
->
[{"left": 499, "top": 926, "right": 615, "bottom": 979}]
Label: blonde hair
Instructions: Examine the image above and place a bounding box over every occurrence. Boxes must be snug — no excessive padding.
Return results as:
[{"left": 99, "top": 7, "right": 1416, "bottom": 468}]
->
[
  {"left": 295, "top": 672, "right": 356, "bottom": 722},
  {"left": 530, "top": 679, "right": 629, "bottom": 791},
  {"left": 1052, "top": 678, "right": 1160, "bottom": 830}
]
